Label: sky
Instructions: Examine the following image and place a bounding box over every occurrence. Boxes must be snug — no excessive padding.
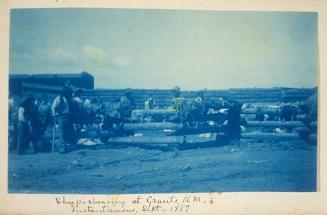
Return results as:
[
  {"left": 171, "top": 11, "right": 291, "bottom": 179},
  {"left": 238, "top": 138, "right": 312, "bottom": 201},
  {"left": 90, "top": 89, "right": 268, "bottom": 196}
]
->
[{"left": 9, "top": 9, "right": 317, "bottom": 90}]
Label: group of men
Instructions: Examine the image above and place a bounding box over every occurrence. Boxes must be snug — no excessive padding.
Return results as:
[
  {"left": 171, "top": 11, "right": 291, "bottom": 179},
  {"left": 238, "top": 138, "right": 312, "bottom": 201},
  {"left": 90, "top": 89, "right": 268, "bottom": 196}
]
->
[
  {"left": 9, "top": 95, "right": 52, "bottom": 154},
  {"left": 170, "top": 86, "right": 242, "bottom": 139},
  {"left": 14, "top": 86, "right": 304, "bottom": 154},
  {"left": 9, "top": 85, "right": 136, "bottom": 154}
]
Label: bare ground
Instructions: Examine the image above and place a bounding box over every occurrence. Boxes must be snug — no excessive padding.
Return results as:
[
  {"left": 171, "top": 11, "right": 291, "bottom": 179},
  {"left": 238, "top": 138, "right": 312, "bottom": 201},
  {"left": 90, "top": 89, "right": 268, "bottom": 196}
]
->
[{"left": 8, "top": 138, "right": 316, "bottom": 194}]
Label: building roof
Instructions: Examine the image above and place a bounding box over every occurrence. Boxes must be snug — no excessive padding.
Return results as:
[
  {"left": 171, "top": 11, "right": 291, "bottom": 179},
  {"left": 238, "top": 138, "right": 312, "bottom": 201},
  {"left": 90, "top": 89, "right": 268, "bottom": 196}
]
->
[
  {"left": 9, "top": 71, "right": 93, "bottom": 79},
  {"left": 21, "top": 82, "right": 64, "bottom": 92}
]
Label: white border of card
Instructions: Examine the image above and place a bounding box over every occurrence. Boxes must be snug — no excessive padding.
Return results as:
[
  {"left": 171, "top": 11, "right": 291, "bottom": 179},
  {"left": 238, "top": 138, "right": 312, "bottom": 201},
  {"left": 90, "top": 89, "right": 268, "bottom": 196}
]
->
[{"left": 0, "top": 0, "right": 326, "bottom": 214}]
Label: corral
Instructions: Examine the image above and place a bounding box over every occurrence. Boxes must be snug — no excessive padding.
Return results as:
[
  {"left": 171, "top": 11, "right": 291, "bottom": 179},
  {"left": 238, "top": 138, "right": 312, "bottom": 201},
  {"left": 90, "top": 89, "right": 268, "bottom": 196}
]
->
[{"left": 8, "top": 87, "right": 317, "bottom": 193}]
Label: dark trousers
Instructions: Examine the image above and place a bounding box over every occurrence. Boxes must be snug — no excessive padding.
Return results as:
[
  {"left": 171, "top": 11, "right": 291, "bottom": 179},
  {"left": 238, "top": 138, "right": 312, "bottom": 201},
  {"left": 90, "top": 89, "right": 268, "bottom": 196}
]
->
[
  {"left": 58, "top": 117, "right": 75, "bottom": 148},
  {"left": 9, "top": 124, "right": 17, "bottom": 151},
  {"left": 30, "top": 130, "right": 43, "bottom": 153},
  {"left": 17, "top": 121, "right": 30, "bottom": 154}
]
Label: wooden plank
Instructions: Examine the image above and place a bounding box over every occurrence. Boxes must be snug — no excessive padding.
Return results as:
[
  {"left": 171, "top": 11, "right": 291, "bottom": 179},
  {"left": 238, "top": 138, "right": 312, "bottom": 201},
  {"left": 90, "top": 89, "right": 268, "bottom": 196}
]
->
[
  {"left": 131, "top": 110, "right": 227, "bottom": 122},
  {"left": 246, "top": 121, "right": 305, "bottom": 127},
  {"left": 232, "top": 95, "right": 280, "bottom": 99},
  {"left": 79, "top": 130, "right": 134, "bottom": 139},
  {"left": 132, "top": 108, "right": 177, "bottom": 117},
  {"left": 236, "top": 98, "right": 282, "bottom": 103},
  {"left": 242, "top": 108, "right": 279, "bottom": 114},
  {"left": 165, "top": 126, "right": 224, "bottom": 136},
  {"left": 230, "top": 89, "right": 280, "bottom": 93},
  {"left": 107, "top": 136, "right": 181, "bottom": 145},
  {"left": 241, "top": 132, "right": 317, "bottom": 141},
  {"left": 229, "top": 92, "right": 281, "bottom": 96},
  {"left": 124, "top": 122, "right": 183, "bottom": 130},
  {"left": 107, "top": 133, "right": 217, "bottom": 145},
  {"left": 241, "top": 132, "right": 300, "bottom": 139}
]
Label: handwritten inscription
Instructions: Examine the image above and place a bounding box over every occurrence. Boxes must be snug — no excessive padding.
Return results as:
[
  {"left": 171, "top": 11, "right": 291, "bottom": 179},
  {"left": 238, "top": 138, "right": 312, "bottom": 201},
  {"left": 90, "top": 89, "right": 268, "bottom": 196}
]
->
[{"left": 55, "top": 195, "right": 208, "bottom": 214}]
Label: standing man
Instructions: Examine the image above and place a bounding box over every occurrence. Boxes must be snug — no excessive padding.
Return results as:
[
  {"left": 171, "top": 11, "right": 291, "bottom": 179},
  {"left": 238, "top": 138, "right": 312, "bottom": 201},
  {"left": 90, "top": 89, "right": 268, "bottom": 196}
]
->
[
  {"left": 9, "top": 94, "right": 18, "bottom": 151},
  {"left": 71, "top": 89, "right": 85, "bottom": 132},
  {"left": 118, "top": 89, "right": 135, "bottom": 120},
  {"left": 192, "top": 91, "right": 207, "bottom": 126},
  {"left": 30, "top": 96, "right": 52, "bottom": 153},
  {"left": 52, "top": 86, "right": 75, "bottom": 153},
  {"left": 171, "top": 86, "right": 191, "bottom": 127},
  {"left": 193, "top": 91, "right": 206, "bottom": 115},
  {"left": 225, "top": 100, "right": 242, "bottom": 140},
  {"left": 16, "top": 95, "right": 34, "bottom": 154},
  {"left": 145, "top": 94, "right": 155, "bottom": 110},
  {"left": 171, "top": 86, "right": 182, "bottom": 112}
]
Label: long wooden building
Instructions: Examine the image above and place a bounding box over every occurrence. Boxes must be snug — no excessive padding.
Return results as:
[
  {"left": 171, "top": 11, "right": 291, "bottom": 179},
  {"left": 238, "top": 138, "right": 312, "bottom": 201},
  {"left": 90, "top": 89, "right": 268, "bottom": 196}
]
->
[{"left": 9, "top": 71, "right": 94, "bottom": 98}]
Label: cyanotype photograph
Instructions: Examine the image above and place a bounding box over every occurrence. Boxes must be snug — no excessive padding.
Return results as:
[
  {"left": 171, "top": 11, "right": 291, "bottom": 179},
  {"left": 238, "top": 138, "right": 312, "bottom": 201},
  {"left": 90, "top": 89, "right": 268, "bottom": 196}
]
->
[{"left": 8, "top": 9, "right": 318, "bottom": 193}]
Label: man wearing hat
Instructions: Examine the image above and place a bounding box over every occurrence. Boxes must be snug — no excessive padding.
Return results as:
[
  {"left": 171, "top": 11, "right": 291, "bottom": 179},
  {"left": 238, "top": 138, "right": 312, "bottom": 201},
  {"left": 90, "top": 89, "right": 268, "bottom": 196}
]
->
[
  {"left": 171, "top": 86, "right": 182, "bottom": 112},
  {"left": 171, "top": 86, "right": 189, "bottom": 126},
  {"left": 51, "top": 85, "right": 75, "bottom": 153},
  {"left": 118, "top": 89, "right": 135, "bottom": 120}
]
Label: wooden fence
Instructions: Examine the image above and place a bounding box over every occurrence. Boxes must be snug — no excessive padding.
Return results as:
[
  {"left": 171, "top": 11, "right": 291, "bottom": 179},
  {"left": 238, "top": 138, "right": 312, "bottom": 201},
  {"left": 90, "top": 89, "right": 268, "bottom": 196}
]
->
[{"left": 82, "top": 87, "right": 316, "bottom": 108}]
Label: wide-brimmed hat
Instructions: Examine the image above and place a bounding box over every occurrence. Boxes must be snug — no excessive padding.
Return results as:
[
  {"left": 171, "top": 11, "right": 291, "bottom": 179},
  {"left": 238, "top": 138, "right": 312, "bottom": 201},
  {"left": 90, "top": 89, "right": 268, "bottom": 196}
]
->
[
  {"left": 124, "top": 89, "right": 132, "bottom": 96},
  {"left": 172, "top": 86, "right": 180, "bottom": 92},
  {"left": 73, "top": 88, "right": 85, "bottom": 96},
  {"left": 62, "top": 84, "right": 73, "bottom": 95}
]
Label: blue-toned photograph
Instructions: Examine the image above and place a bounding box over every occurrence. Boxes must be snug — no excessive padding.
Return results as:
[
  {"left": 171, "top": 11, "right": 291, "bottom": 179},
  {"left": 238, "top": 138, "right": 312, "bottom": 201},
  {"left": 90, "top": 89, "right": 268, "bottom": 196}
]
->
[{"left": 8, "top": 9, "right": 317, "bottom": 193}]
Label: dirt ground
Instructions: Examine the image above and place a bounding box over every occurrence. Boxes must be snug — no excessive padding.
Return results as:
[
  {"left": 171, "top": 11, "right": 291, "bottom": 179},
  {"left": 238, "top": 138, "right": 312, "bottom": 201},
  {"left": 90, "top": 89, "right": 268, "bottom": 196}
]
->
[{"left": 8, "top": 136, "right": 316, "bottom": 194}]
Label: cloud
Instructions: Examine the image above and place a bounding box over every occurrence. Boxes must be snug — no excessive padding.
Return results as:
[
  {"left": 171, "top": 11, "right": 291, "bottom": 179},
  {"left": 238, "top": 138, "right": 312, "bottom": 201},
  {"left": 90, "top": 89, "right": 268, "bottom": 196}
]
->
[
  {"left": 11, "top": 44, "right": 134, "bottom": 72},
  {"left": 82, "top": 45, "right": 109, "bottom": 66},
  {"left": 110, "top": 56, "right": 132, "bottom": 68},
  {"left": 42, "top": 47, "right": 79, "bottom": 67}
]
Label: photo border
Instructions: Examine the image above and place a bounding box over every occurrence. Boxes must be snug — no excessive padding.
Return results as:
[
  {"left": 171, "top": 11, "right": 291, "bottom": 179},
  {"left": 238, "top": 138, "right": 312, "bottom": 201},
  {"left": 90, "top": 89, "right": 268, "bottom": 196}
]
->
[{"left": 0, "top": 0, "right": 326, "bottom": 214}]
